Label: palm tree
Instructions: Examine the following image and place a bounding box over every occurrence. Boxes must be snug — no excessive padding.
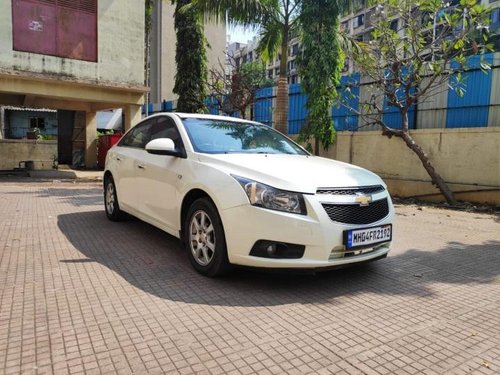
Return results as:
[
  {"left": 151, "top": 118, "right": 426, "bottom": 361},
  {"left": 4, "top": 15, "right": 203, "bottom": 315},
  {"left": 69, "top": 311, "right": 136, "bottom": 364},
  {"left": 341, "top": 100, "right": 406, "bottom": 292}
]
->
[{"left": 191, "top": 0, "right": 301, "bottom": 135}]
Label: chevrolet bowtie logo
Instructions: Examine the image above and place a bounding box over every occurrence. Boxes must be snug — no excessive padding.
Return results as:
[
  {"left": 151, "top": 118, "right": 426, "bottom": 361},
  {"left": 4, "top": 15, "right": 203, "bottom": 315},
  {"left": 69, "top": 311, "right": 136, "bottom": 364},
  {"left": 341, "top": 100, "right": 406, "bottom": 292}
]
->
[{"left": 354, "top": 193, "right": 372, "bottom": 206}]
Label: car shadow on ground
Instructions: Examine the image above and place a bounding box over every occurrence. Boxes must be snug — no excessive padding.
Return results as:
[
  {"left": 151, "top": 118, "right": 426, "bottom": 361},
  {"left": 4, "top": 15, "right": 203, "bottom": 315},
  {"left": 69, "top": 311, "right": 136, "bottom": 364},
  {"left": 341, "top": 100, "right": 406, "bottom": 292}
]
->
[{"left": 56, "top": 210, "right": 500, "bottom": 307}]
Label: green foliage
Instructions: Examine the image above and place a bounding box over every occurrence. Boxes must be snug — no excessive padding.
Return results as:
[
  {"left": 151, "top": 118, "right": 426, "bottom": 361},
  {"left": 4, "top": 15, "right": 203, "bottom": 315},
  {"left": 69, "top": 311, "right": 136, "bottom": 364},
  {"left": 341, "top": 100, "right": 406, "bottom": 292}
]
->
[
  {"left": 144, "top": 0, "right": 156, "bottom": 109},
  {"left": 238, "top": 61, "right": 273, "bottom": 89},
  {"left": 145, "top": 0, "right": 154, "bottom": 37},
  {"left": 190, "top": 0, "right": 276, "bottom": 25},
  {"left": 172, "top": 0, "right": 208, "bottom": 113},
  {"left": 98, "top": 130, "right": 115, "bottom": 136},
  {"left": 297, "top": 0, "right": 346, "bottom": 152},
  {"left": 255, "top": 17, "right": 284, "bottom": 63}
]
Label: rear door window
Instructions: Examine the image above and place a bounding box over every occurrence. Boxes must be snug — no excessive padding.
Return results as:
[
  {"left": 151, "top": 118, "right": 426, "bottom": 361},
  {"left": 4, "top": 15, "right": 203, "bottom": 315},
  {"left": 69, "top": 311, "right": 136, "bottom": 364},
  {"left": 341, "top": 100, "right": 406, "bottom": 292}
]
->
[{"left": 118, "top": 120, "right": 154, "bottom": 149}]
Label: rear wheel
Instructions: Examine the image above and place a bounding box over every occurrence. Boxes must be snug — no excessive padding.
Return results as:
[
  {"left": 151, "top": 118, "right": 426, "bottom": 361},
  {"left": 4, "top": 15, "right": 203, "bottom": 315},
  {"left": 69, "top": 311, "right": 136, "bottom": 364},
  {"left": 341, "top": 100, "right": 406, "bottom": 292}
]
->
[
  {"left": 184, "top": 198, "right": 231, "bottom": 277},
  {"left": 104, "top": 176, "right": 126, "bottom": 221}
]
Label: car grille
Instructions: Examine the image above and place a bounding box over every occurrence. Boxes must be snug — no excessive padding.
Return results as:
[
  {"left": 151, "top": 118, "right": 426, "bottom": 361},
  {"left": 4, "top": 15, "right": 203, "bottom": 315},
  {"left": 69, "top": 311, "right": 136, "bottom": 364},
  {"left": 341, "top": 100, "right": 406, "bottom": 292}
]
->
[
  {"left": 316, "top": 185, "right": 385, "bottom": 195},
  {"left": 322, "top": 198, "right": 389, "bottom": 224}
]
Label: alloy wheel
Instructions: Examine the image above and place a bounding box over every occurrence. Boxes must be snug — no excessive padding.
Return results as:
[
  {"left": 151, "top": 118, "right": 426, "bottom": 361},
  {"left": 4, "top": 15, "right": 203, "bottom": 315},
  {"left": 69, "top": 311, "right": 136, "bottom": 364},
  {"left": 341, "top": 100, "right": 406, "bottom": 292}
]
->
[
  {"left": 105, "top": 182, "right": 115, "bottom": 215},
  {"left": 189, "top": 210, "right": 216, "bottom": 266}
]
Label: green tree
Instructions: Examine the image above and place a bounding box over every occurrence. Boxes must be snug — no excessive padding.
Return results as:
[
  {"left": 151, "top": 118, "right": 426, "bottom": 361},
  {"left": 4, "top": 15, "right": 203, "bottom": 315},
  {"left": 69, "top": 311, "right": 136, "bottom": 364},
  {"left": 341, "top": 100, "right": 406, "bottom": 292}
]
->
[
  {"left": 297, "top": 0, "right": 348, "bottom": 155},
  {"left": 172, "top": 0, "right": 208, "bottom": 113},
  {"left": 144, "top": 0, "right": 155, "bottom": 116},
  {"left": 191, "top": 0, "right": 301, "bottom": 134},
  {"left": 345, "top": 0, "right": 492, "bottom": 205}
]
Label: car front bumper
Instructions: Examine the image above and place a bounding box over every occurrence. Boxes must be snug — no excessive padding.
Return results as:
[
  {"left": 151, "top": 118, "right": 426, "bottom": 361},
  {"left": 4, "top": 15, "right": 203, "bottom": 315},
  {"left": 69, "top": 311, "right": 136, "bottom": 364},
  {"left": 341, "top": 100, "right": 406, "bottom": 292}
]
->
[{"left": 221, "top": 193, "right": 394, "bottom": 269}]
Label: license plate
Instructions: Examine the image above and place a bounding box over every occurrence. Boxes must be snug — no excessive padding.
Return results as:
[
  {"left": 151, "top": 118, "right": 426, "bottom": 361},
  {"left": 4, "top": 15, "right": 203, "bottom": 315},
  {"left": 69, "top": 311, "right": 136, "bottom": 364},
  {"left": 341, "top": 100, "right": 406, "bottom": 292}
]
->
[{"left": 344, "top": 224, "right": 392, "bottom": 250}]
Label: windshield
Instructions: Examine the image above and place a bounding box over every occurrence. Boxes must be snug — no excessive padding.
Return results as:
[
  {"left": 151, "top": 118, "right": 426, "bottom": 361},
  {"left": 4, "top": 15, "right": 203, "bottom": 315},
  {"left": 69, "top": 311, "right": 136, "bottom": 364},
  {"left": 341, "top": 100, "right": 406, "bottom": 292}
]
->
[{"left": 182, "top": 118, "right": 309, "bottom": 155}]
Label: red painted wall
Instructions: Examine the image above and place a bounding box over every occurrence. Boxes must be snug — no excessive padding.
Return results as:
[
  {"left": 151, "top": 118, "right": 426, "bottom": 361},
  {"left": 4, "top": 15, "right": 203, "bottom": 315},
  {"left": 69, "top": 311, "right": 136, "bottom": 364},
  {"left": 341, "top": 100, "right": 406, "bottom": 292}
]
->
[{"left": 12, "top": 0, "right": 97, "bottom": 62}]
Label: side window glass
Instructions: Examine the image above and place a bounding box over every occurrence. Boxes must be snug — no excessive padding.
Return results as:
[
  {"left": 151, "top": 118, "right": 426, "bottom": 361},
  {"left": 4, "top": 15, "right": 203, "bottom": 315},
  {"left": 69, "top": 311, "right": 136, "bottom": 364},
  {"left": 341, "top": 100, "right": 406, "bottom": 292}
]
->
[
  {"left": 118, "top": 121, "right": 153, "bottom": 149},
  {"left": 149, "top": 117, "right": 183, "bottom": 150}
]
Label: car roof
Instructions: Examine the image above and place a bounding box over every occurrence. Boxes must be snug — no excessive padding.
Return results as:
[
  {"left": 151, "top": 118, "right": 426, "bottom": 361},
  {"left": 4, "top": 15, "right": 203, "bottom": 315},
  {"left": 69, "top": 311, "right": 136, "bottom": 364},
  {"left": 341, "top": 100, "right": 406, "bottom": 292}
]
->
[{"left": 151, "top": 112, "right": 261, "bottom": 125}]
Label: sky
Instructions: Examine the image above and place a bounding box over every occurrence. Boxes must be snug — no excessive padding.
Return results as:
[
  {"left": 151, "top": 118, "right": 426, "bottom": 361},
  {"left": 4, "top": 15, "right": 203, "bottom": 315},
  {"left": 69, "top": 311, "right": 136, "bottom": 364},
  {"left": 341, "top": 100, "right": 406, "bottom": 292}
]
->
[{"left": 228, "top": 24, "right": 258, "bottom": 43}]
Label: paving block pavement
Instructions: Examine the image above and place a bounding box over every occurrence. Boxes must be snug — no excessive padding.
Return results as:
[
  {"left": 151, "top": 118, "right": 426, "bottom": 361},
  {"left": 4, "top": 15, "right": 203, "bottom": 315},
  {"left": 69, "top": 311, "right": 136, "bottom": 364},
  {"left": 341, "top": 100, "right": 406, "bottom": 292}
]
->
[{"left": 0, "top": 181, "right": 499, "bottom": 374}]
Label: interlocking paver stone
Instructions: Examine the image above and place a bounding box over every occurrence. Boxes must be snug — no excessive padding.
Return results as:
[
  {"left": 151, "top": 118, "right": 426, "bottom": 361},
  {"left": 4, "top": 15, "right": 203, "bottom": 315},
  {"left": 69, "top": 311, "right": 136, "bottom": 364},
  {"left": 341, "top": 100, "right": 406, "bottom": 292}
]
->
[{"left": 0, "top": 181, "right": 499, "bottom": 374}]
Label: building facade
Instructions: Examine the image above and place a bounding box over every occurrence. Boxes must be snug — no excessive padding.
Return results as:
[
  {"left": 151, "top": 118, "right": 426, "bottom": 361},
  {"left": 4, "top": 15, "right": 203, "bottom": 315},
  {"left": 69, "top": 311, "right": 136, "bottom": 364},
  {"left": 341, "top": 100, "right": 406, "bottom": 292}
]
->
[
  {"left": 227, "top": 36, "right": 301, "bottom": 85},
  {"left": 228, "top": 0, "right": 500, "bottom": 81},
  {"left": 0, "top": 0, "right": 147, "bottom": 168}
]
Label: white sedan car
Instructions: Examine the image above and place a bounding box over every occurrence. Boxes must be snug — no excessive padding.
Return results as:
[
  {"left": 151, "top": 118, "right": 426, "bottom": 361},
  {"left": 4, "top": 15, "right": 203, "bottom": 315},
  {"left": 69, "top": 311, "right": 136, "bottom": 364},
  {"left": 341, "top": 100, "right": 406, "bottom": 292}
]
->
[{"left": 104, "top": 113, "right": 394, "bottom": 276}]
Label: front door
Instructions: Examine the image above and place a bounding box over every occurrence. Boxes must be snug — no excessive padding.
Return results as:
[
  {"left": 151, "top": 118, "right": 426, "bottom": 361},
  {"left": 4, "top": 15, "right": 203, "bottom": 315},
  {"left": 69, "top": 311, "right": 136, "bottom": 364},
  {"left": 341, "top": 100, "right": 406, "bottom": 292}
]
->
[{"left": 135, "top": 116, "right": 186, "bottom": 232}]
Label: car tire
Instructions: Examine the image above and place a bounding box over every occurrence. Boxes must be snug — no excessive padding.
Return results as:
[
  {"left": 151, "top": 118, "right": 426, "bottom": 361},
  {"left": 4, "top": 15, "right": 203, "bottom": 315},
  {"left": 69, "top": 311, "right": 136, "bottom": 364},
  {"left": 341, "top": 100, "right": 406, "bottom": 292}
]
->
[
  {"left": 184, "top": 197, "right": 231, "bottom": 277},
  {"left": 104, "top": 175, "right": 126, "bottom": 221}
]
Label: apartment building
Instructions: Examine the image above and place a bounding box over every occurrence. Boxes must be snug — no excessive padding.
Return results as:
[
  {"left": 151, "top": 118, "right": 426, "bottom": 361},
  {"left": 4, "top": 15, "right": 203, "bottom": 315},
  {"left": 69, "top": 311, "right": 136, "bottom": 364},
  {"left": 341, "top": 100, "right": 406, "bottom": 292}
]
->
[
  {"left": 228, "top": 0, "right": 500, "bottom": 79},
  {"left": 227, "top": 36, "right": 301, "bottom": 85}
]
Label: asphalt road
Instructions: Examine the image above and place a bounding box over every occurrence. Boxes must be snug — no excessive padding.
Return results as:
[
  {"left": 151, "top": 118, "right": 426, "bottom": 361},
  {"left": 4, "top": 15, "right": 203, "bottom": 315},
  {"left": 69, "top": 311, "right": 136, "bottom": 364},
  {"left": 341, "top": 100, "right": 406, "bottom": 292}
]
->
[{"left": 0, "top": 181, "right": 499, "bottom": 374}]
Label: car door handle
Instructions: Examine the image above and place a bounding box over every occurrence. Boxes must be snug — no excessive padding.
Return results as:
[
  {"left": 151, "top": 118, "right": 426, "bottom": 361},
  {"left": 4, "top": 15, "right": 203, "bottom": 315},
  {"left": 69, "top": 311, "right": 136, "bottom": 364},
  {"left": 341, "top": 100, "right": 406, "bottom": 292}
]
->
[{"left": 137, "top": 164, "right": 146, "bottom": 170}]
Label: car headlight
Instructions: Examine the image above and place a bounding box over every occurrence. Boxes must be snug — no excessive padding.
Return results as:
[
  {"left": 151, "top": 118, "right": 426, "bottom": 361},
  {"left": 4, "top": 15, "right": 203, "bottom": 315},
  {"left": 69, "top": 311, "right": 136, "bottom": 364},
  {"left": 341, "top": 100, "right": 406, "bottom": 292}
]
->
[{"left": 232, "top": 176, "right": 307, "bottom": 215}]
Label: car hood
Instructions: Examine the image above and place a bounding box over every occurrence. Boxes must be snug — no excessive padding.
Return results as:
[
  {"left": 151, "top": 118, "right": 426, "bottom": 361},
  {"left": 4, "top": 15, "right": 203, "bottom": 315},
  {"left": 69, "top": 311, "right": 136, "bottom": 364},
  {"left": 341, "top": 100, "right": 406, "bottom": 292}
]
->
[{"left": 196, "top": 153, "right": 385, "bottom": 194}]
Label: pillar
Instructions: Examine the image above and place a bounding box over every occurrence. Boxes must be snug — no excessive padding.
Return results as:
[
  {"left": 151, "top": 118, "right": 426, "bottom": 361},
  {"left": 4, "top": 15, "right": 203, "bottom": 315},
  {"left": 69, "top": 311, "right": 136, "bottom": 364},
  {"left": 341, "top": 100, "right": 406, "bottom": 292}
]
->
[
  {"left": 84, "top": 110, "right": 97, "bottom": 168},
  {"left": 123, "top": 104, "right": 142, "bottom": 132}
]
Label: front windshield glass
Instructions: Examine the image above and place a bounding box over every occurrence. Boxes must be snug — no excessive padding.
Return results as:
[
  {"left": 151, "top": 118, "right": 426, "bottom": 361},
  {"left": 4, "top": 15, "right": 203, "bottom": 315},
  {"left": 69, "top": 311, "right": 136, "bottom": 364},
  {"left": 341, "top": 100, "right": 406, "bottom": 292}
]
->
[{"left": 182, "top": 118, "right": 309, "bottom": 155}]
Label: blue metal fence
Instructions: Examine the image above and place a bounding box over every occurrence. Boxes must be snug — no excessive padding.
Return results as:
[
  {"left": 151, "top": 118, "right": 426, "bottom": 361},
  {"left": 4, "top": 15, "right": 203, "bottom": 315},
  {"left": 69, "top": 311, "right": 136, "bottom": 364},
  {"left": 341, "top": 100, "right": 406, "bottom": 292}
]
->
[
  {"left": 333, "top": 74, "right": 361, "bottom": 131},
  {"left": 446, "top": 54, "right": 494, "bottom": 128},
  {"left": 163, "top": 100, "right": 174, "bottom": 112},
  {"left": 253, "top": 87, "right": 273, "bottom": 126},
  {"left": 144, "top": 54, "right": 497, "bottom": 130},
  {"left": 252, "top": 76, "right": 364, "bottom": 134},
  {"left": 288, "top": 84, "right": 308, "bottom": 134},
  {"left": 383, "top": 100, "right": 416, "bottom": 130},
  {"left": 205, "top": 97, "right": 220, "bottom": 115}
]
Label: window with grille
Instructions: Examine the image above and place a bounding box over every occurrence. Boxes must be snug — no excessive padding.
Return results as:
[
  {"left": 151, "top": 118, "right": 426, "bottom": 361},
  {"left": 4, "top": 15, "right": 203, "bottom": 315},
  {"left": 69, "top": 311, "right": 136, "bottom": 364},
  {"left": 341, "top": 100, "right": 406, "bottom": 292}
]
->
[
  {"left": 353, "top": 14, "right": 365, "bottom": 29},
  {"left": 30, "top": 117, "right": 46, "bottom": 129}
]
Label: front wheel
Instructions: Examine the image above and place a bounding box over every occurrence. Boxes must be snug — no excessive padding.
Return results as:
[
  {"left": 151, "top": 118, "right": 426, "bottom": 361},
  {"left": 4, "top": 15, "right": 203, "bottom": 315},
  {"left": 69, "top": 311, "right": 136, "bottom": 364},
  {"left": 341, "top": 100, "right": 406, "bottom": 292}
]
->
[
  {"left": 104, "top": 176, "right": 126, "bottom": 221},
  {"left": 184, "top": 198, "right": 231, "bottom": 277}
]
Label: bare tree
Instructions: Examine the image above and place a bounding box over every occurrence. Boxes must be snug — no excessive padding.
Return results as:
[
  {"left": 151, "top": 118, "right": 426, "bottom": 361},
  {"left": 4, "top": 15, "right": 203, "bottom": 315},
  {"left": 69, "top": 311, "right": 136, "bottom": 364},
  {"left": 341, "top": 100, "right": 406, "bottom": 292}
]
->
[
  {"left": 207, "top": 54, "right": 272, "bottom": 119},
  {"left": 343, "top": 0, "right": 493, "bottom": 205}
]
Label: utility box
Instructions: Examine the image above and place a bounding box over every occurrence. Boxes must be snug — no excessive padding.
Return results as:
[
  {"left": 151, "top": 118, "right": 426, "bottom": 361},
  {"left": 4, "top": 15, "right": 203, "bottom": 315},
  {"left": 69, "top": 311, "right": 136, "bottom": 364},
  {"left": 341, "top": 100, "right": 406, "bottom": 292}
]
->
[{"left": 97, "top": 133, "right": 122, "bottom": 169}]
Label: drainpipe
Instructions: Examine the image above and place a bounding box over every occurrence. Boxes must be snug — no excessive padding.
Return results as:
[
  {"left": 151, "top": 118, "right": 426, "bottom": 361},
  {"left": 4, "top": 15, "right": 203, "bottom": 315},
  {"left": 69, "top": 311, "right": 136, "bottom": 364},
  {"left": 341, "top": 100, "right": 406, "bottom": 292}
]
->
[{"left": 0, "top": 107, "right": 4, "bottom": 139}]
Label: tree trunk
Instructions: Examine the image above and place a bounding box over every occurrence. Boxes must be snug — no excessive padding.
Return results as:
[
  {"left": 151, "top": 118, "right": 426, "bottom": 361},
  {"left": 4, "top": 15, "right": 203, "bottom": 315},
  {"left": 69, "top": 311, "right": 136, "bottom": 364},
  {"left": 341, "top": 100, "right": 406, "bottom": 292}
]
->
[
  {"left": 275, "top": 26, "right": 289, "bottom": 134},
  {"left": 275, "top": 77, "right": 289, "bottom": 134},
  {"left": 314, "top": 136, "right": 320, "bottom": 156},
  {"left": 399, "top": 131, "right": 458, "bottom": 205}
]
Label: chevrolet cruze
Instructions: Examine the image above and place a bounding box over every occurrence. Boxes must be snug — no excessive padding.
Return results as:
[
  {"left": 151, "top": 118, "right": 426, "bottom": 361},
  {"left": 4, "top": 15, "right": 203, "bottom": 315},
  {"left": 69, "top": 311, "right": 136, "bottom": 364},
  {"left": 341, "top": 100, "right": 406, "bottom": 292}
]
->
[{"left": 104, "top": 113, "right": 394, "bottom": 276}]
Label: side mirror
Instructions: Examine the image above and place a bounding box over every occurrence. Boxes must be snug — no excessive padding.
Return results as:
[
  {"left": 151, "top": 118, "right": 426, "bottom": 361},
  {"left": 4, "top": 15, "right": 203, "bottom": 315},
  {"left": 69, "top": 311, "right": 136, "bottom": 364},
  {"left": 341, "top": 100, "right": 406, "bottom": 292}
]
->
[{"left": 145, "top": 138, "right": 185, "bottom": 158}]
